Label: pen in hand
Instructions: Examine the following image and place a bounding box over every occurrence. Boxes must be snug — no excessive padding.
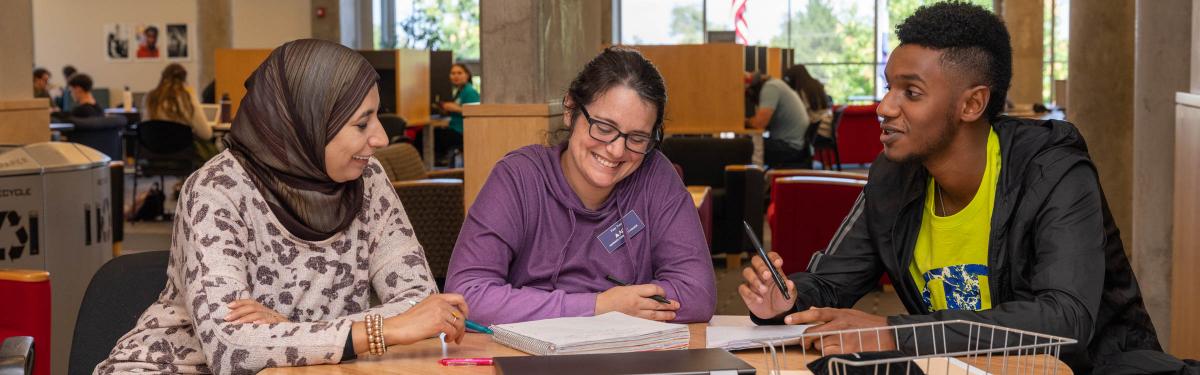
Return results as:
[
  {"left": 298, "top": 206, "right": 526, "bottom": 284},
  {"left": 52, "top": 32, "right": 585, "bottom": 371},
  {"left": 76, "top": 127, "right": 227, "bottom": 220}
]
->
[{"left": 604, "top": 275, "right": 671, "bottom": 304}]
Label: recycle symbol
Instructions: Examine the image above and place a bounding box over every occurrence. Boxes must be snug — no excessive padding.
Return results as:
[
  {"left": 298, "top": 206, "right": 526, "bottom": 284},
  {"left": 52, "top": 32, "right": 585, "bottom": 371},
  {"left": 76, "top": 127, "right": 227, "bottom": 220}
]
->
[{"left": 0, "top": 211, "right": 29, "bottom": 261}]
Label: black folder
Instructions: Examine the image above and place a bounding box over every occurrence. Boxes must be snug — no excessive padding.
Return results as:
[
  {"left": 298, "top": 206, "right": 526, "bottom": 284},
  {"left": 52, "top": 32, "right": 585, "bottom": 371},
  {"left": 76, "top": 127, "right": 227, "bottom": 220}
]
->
[{"left": 493, "top": 348, "right": 756, "bottom": 375}]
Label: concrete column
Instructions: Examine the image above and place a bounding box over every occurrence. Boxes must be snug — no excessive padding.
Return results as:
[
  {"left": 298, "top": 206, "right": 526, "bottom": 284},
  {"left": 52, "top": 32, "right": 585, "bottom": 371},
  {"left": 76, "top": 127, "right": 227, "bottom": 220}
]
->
[
  {"left": 311, "top": 0, "right": 340, "bottom": 43},
  {"left": 1134, "top": 0, "right": 1191, "bottom": 349},
  {"left": 1003, "top": 0, "right": 1043, "bottom": 105},
  {"left": 479, "top": 0, "right": 609, "bottom": 104},
  {"left": 196, "top": 0, "right": 232, "bottom": 93},
  {"left": 0, "top": 0, "right": 34, "bottom": 100},
  {"left": 1067, "top": 0, "right": 1135, "bottom": 254}
]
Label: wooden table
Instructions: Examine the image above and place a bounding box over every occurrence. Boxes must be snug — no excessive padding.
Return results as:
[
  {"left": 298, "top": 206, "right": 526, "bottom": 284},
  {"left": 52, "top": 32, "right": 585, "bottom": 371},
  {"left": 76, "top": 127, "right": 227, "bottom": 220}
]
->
[
  {"left": 413, "top": 117, "right": 452, "bottom": 170},
  {"left": 260, "top": 323, "right": 1070, "bottom": 374}
]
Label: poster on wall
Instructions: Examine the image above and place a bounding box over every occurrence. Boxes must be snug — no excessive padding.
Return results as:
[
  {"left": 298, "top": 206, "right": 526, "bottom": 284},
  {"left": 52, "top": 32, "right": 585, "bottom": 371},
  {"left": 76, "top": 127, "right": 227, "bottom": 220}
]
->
[
  {"left": 104, "top": 23, "right": 130, "bottom": 60},
  {"left": 134, "top": 23, "right": 162, "bottom": 59},
  {"left": 166, "top": 23, "right": 189, "bottom": 60}
]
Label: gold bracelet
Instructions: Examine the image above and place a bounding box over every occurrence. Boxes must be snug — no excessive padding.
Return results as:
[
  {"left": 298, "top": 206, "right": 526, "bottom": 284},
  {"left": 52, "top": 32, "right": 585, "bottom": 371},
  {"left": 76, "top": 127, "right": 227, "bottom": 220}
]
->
[{"left": 366, "top": 314, "right": 387, "bottom": 356}]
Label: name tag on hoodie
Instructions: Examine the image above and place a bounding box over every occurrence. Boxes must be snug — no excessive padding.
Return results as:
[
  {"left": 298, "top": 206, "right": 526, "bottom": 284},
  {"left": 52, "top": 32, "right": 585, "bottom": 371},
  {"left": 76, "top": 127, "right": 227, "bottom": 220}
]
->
[{"left": 597, "top": 211, "right": 645, "bottom": 253}]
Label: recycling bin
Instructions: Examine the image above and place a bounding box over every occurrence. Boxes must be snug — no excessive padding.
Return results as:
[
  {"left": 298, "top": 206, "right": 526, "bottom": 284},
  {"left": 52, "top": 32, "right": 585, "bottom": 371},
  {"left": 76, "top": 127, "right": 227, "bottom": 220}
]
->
[{"left": 0, "top": 142, "right": 114, "bottom": 375}]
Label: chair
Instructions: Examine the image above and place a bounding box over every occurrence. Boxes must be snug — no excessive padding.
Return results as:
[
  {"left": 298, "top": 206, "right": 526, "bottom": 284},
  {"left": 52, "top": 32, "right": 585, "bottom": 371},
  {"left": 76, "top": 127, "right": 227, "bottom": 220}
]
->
[
  {"left": 68, "top": 251, "right": 168, "bottom": 375},
  {"left": 66, "top": 115, "right": 127, "bottom": 160},
  {"left": 0, "top": 269, "right": 51, "bottom": 375},
  {"left": 770, "top": 176, "right": 865, "bottom": 275},
  {"left": 132, "top": 120, "right": 199, "bottom": 219},
  {"left": 765, "top": 169, "right": 867, "bottom": 232},
  {"left": 379, "top": 114, "right": 409, "bottom": 144},
  {"left": 835, "top": 104, "right": 884, "bottom": 166},
  {"left": 374, "top": 144, "right": 464, "bottom": 288},
  {"left": 810, "top": 106, "right": 846, "bottom": 171},
  {"left": 659, "top": 137, "right": 764, "bottom": 263}
]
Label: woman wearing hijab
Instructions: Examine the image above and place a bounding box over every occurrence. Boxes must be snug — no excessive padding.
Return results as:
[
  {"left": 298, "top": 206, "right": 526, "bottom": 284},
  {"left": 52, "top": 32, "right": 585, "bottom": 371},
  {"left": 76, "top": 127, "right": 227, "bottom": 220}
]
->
[
  {"left": 96, "top": 39, "right": 468, "bottom": 374},
  {"left": 445, "top": 47, "right": 716, "bottom": 325}
]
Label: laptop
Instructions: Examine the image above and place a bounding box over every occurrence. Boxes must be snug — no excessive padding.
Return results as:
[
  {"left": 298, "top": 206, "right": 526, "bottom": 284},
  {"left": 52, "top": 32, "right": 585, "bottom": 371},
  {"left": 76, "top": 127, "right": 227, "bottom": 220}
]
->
[{"left": 494, "top": 348, "right": 756, "bottom": 375}]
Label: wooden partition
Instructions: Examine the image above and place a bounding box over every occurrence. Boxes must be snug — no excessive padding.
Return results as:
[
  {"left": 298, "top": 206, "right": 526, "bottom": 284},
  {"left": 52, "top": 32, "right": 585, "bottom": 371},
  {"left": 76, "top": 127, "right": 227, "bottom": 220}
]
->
[
  {"left": 462, "top": 103, "right": 563, "bottom": 210},
  {"left": 1171, "top": 92, "right": 1200, "bottom": 358},
  {"left": 214, "top": 49, "right": 272, "bottom": 117},
  {"left": 216, "top": 49, "right": 431, "bottom": 124},
  {"left": 0, "top": 99, "right": 50, "bottom": 145},
  {"left": 767, "top": 47, "right": 782, "bottom": 79},
  {"left": 358, "top": 49, "right": 431, "bottom": 126},
  {"left": 624, "top": 44, "right": 745, "bottom": 134}
]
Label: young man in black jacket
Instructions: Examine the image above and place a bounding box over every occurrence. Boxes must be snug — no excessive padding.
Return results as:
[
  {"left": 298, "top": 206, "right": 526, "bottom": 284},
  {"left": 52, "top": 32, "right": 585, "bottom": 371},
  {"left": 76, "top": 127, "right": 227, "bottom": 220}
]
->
[{"left": 741, "top": 3, "right": 1161, "bottom": 372}]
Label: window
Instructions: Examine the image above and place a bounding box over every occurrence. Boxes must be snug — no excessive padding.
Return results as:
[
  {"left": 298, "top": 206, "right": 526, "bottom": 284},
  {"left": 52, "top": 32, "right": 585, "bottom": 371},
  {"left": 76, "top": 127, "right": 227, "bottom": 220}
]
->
[
  {"left": 619, "top": 0, "right": 704, "bottom": 45},
  {"left": 373, "top": 0, "right": 480, "bottom": 60},
  {"left": 618, "top": 0, "right": 1031, "bottom": 105},
  {"left": 1044, "top": 0, "right": 1068, "bottom": 104}
]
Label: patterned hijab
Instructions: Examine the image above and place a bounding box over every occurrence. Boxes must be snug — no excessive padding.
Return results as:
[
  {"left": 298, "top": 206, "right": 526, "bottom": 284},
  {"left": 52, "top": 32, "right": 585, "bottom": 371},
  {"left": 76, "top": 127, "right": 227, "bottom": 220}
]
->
[{"left": 224, "top": 39, "right": 380, "bottom": 241}]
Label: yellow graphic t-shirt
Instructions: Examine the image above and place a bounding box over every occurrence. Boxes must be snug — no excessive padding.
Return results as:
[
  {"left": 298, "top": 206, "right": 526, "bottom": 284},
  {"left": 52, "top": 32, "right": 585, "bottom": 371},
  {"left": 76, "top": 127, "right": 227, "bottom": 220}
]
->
[{"left": 909, "top": 128, "right": 1001, "bottom": 311}]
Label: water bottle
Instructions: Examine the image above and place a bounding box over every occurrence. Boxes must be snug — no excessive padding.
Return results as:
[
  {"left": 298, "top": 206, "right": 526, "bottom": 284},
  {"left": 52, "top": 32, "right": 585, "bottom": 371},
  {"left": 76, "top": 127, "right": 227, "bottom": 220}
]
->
[
  {"left": 122, "top": 86, "right": 133, "bottom": 111},
  {"left": 219, "top": 93, "right": 232, "bottom": 123}
]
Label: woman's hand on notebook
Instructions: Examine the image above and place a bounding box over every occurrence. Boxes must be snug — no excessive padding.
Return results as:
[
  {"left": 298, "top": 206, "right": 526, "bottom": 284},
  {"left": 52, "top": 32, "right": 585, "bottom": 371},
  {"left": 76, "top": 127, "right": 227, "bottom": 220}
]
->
[
  {"left": 738, "top": 251, "right": 798, "bottom": 320},
  {"left": 387, "top": 293, "right": 470, "bottom": 345},
  {"left": 595, "top": 284, "right": 681, "bottom": 321}
]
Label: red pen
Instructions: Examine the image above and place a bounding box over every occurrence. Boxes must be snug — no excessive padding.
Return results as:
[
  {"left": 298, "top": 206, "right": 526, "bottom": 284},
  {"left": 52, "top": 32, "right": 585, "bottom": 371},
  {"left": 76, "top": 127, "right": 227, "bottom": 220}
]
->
[{"left": 439, "top": 357, "right": 493, "bottom": 366}]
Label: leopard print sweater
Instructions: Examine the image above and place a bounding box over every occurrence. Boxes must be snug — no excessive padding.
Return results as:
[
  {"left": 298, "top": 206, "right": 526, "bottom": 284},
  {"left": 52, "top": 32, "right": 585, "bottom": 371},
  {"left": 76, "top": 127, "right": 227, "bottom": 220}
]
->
[{"left": 96, "top": 151, "right": 436, "bottom": 374}]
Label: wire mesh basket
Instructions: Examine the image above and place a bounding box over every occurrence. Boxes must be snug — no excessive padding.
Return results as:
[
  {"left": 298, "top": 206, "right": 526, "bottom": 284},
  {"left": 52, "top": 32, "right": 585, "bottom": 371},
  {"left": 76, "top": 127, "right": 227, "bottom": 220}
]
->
[{"left": 755, "top": 320, "right": 1077, "bottom": 374}]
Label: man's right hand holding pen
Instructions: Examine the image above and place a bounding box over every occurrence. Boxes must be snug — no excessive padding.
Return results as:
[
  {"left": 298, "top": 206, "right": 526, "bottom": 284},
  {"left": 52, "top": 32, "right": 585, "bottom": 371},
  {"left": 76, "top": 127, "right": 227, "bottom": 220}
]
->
[{"left": 738, "top": 251, "right": 798, "bottom": 321}]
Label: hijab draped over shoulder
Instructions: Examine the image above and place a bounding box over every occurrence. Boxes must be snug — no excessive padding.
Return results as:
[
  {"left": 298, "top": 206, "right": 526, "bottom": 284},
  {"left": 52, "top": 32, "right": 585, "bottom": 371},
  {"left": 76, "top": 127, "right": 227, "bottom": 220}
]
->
[{"left": 224, "top": 39, "right": 380, "bottom": 241}]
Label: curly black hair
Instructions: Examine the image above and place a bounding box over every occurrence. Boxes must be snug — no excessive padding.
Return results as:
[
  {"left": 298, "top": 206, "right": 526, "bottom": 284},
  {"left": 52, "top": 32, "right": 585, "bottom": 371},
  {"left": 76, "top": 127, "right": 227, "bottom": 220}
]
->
[{"left": 896, "top": 2, "right": 1011, "bottom": 120}]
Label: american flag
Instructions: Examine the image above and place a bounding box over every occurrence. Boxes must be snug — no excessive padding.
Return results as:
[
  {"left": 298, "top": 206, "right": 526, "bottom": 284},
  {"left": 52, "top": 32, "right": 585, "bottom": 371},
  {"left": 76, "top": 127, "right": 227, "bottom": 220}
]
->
[{"left": 733, "top": 0, "right": 749, "bottom": 44}]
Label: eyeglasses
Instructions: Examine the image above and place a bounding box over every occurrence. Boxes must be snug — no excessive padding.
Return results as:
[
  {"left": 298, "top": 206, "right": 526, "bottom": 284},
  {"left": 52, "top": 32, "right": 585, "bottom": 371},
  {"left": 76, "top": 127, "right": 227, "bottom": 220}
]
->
[{"left": 578, "top": 104, "right": 658, "bottom": 155}]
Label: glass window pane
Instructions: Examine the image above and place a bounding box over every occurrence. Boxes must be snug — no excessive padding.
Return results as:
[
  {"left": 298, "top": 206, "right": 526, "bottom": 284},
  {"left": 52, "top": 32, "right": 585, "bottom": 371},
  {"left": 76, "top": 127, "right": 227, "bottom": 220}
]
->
[
  {"left": 621, "top": 0, "right": 704, "bottom": 45},
  {"left": 788, "top": 0, "right": 875, "bottom": 64},
  {"left": 806, "top": 63, "right": 876, "bottom": 104},
  {"left": 706, "top": 0, "right": 790, "bottom": 46}
]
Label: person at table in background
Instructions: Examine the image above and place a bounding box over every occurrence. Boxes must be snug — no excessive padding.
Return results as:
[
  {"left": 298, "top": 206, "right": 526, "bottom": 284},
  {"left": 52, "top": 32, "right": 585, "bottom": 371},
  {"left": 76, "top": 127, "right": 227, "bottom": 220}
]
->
[
  {"left": 136, "top": 25, "right": 160, "bottom": 58},
  {"left": 417, "top": 63, "right": 480, "bottom": 166},
  {"left": 446, "top": 47, "right": 716, "bottom": 325},
  {"left": 745, "top": 71, "right": 811, "bottom": 169},
  {"left": 782, "top": 64, "right": 835, "bottom": 149},
  {"left": 96, "top": 39, "right": 469, "bottom": 374},
  {"left": 33, "top": 68, "right": 57, "bottom": 112},
  {"left": 33, "top": 68, "right": 51, "bottom": 98},
  {"left": 739, "top": 3, "right": 1162, "bottom": 372},
  {"left": 56, "top": 65, "right": 77, "bottom": 111},
  {"left": 66, "top": 73, "right": 104, "bottom": 118},
  {"left": 143, "top": 63, "right": 217, "bottom": 160}
]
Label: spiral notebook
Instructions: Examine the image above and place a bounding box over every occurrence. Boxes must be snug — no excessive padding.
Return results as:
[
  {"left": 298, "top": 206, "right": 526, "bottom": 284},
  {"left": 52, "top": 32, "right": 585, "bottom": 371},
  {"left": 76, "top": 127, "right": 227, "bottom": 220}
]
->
[{"left": 490, "top": 312, "right": 690, "bottom": 355}]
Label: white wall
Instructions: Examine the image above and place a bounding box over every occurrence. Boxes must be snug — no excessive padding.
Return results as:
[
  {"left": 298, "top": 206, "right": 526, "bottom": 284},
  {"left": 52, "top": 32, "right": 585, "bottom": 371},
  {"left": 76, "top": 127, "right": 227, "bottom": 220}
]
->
[
  {"left": 33, "top": 0, "right": 199, "bottom": 106},
  {"left": 232, "top": 0, "right": 313, "bottom": 48}
]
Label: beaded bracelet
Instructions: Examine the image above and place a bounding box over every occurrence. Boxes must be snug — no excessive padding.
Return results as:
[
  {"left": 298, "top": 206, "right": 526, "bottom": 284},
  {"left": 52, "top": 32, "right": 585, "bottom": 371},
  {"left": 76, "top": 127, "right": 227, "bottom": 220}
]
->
[{"left": 366, "top": 314, "right": 387, "bottom": 356}]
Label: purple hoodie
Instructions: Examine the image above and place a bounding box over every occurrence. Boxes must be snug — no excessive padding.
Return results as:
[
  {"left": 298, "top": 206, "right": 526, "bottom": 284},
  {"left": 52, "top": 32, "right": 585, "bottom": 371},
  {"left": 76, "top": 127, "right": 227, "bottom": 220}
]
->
[{"left": 445, "top": 144, "right": 717, "bottom": 325}]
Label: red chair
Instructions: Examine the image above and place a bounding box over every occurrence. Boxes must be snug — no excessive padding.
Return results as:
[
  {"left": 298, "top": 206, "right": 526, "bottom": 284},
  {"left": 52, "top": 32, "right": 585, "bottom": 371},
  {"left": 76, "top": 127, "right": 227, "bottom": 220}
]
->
[
  {"left": 766, "top": 170, "right": 867, "bottom": 231},
  {"left": 836, "top": 104, "right": 884, "bottom": 166},
  {"left": 0, "top": 269, "right": 51, "bottom": 375},
  {"left": 769, "top": 176, "right": 866, "bottom": 275}
]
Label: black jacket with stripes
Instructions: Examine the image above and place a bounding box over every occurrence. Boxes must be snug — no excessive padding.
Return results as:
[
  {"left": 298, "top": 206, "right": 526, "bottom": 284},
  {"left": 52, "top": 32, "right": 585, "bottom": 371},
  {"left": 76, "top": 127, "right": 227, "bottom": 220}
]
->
[{"left": 755, "top": 116, "right": 1161, "bottom": 372}]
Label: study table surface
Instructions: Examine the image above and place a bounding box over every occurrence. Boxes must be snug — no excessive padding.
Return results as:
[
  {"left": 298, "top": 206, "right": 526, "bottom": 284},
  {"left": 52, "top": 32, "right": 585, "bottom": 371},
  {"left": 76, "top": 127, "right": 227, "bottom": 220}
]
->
[{"left": 259, "top": 323, "right": 1071, "bottom": 374}]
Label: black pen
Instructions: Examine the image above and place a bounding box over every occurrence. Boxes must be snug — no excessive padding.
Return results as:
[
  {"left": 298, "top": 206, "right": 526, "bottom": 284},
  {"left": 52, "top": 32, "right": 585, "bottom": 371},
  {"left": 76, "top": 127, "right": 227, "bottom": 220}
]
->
[
  {"left": 744, "top": 221, "right": 791, "bottom": 301},
  {"left": 604, "top": 275, "right": 671, "bottom": 304}
]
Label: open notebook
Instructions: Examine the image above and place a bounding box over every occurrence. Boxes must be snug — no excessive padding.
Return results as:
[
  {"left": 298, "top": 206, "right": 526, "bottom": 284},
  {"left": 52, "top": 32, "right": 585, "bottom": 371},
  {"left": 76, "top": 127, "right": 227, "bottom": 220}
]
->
[{"left": 491, "top": 312, "right": 690, "bottom": 355}]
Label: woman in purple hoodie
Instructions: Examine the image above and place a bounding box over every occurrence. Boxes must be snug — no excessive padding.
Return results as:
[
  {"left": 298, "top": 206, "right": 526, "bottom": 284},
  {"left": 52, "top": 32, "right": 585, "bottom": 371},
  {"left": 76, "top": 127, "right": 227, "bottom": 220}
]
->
[{"left": 445, "top": 47, "right": 717, "bottom": 325}]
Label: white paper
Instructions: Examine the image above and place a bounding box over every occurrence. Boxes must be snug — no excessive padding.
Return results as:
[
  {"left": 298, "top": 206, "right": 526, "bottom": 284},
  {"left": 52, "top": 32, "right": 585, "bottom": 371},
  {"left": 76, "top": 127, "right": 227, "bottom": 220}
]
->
[
  {"left": 706, "top": 325, "right": 813, "bottom": 351},
  {"left": 707, "top": 315, "right": 757, "bottom": 327}
]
